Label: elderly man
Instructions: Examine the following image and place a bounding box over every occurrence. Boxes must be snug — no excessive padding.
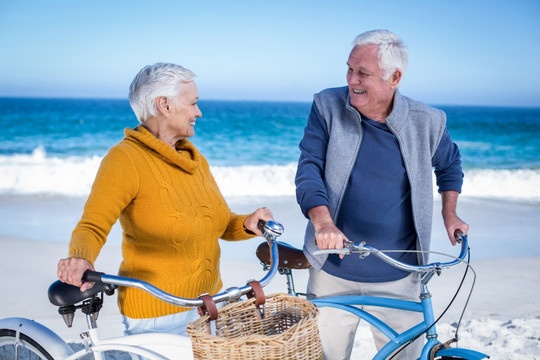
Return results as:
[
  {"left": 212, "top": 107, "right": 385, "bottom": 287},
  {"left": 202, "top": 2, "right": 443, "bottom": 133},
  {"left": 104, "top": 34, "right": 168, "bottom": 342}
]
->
[{"left": 295, "top": 29, "right": 468, "bottom": 359}]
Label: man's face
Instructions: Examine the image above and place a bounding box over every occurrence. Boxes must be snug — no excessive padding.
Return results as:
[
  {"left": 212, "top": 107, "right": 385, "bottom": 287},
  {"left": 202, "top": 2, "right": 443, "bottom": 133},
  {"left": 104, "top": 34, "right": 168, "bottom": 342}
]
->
[{"left": 346, "top": 44, "right": 400, "bottom": 119}]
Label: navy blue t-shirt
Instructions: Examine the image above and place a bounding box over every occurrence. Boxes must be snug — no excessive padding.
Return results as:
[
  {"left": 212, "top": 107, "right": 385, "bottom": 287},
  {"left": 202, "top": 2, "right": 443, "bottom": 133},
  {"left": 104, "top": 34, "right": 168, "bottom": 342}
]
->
[{"left": 322, "top": 117, "right": 418, "bottom": 282}]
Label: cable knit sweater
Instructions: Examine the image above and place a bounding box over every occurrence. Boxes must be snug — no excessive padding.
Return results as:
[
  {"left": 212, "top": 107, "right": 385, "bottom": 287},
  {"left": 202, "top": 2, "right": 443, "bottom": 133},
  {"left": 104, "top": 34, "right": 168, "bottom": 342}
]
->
[{"left": 69, "top": 125, "right": 255, "bottom": 319}]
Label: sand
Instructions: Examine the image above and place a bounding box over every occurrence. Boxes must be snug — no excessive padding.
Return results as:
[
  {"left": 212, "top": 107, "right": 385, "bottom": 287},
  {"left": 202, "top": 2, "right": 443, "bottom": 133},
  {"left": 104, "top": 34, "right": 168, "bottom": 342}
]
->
[{"left": 0, "top": 195, "right": 539, "bottom": 359}]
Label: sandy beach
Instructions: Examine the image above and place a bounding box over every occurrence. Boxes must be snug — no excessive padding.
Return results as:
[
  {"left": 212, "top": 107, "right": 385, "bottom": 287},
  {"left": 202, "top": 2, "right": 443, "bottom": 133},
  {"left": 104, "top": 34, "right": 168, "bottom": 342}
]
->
[{"left": 0, "top": 195, "right": 539, "bottom": 359}]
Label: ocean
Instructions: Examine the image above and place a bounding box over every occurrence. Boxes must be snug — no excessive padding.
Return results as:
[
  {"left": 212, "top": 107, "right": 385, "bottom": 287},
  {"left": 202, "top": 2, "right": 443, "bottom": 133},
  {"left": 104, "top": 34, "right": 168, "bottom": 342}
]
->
[{"left": 1, "top": 97, "right": 539, "bottom": 203}]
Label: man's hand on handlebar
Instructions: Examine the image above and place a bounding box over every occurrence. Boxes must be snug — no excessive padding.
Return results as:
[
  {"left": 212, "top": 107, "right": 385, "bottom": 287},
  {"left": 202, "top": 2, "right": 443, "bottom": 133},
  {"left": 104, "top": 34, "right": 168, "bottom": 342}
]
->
[
  {"left": 307, "top": 205, "right": 349, "bottom": 259},
  {"left": 443, "top": 211, "right": 470, "bottom": 246},
  {"left": 314, "top": 223, "right": 349, "bottom": 260}
]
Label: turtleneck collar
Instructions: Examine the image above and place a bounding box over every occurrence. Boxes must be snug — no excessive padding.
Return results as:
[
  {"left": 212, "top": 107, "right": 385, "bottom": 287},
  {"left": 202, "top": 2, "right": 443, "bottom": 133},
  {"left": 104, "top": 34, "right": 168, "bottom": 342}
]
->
[{"left": 124, "top": 125, "right": 200, "bottom": 174}]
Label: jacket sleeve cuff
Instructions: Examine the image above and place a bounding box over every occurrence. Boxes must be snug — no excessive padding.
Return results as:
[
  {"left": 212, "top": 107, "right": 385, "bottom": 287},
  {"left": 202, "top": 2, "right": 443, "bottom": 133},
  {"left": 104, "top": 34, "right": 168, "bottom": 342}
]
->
[{"left": 300, "top": 194, "right": 330, "bottom": 218}]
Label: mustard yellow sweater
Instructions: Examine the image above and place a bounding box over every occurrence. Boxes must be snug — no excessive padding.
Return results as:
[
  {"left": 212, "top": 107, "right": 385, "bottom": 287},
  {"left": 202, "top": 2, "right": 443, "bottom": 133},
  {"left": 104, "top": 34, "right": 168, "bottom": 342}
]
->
[{"left": 69, "top": 126, "right": 255, "bottom": 319}]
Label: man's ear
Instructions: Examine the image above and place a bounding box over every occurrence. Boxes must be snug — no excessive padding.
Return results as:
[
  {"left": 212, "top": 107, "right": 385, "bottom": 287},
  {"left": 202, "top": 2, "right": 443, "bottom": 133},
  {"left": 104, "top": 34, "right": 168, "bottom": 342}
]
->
[
  {"left": 390, "top": 69, "right": 402, "bottom": 89},
  {"left": 156, "top": 96, "right": 170, "bottom": 116}
]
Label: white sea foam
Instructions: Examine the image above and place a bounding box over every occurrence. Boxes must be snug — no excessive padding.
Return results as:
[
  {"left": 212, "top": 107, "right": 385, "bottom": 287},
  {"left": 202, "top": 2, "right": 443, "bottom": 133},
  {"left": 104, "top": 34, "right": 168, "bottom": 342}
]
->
[
  {"left": 459, "top": 168, "right": 540, "bottom": 203},
  {"left": 1, "top": 149, "right": 539, "bottom": 203},
  {"left": 0, "top": 147, "right": 102, "bottom": 197}
]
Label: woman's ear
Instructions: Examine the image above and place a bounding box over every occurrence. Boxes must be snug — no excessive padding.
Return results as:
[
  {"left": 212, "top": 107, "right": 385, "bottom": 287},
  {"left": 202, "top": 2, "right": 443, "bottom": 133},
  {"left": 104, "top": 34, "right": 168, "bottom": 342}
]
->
[{"left": 156, "top": 96, "right": 170, "bottom": 116}]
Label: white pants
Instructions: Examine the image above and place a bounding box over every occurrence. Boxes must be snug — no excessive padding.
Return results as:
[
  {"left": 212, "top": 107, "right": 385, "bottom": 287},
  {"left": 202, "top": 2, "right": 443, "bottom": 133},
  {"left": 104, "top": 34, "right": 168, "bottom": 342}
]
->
[
  {"left": 122, "top": 308, "right": 200, "bottom": 336},
  {"left": 308, "top": 269, "right": 424, "bottom": 360},
  {"left": 121, "top": 310, "right": 200, "bottom": 360}
]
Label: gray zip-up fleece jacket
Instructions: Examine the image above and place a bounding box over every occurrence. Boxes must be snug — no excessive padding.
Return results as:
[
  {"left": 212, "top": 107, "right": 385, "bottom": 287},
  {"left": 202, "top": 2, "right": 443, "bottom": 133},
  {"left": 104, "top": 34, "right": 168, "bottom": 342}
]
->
[{"left": 298, "top": 86, "right": 462, "bottom": 270}]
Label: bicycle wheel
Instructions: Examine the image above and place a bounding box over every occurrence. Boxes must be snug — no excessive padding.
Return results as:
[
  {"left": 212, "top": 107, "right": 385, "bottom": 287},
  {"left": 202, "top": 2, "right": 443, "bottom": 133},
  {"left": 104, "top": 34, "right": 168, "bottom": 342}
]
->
[{"left": 0, "top": 329, "right": 54, "bottom": 360}]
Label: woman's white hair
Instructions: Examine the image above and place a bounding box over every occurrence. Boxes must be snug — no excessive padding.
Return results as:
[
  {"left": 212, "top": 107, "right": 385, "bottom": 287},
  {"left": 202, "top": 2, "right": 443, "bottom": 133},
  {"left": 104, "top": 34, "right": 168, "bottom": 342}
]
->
[
  {"left": 352, "top": 29, "right": 408, "bottom": 80},
  {"left": 128, "top": 63, "right": 196, "bottom": 124}
]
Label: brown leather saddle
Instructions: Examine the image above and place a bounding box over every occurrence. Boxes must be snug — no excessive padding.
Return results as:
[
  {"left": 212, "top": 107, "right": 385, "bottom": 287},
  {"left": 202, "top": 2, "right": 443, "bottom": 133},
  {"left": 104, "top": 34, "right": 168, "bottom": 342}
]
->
[{"left": 256, "top": 241, "right": 311, "bottom": 269}]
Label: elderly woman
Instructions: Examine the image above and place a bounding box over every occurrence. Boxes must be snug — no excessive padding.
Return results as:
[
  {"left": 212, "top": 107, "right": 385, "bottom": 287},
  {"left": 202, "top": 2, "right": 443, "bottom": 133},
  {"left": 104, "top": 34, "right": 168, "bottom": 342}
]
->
[{"left": 57, "top": 63, "right": 273, "bottom": 336}]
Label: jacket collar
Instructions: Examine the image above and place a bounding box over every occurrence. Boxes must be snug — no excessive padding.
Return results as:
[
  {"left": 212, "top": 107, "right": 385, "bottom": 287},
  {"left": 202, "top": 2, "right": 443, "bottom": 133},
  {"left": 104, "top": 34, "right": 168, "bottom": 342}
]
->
[
  {"left": 386, "top": 89, "right": 409, "bottom": 132},
  {"left": 345, "top": 89, "right": 409, "bottom": 131}
]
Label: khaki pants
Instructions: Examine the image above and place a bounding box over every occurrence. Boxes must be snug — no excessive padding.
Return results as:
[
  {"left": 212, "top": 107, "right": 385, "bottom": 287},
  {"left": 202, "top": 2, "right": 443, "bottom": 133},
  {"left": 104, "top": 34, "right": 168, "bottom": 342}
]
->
[{"left": 308, "top": 269, "right": 424, "bottom": 360}]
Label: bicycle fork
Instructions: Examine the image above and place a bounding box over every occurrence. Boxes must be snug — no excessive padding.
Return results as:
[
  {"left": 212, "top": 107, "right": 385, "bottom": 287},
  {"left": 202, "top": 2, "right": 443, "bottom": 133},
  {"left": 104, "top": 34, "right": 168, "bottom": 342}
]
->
[
  {"left": 417, "top": 279, "right": 489, "bottom": 360},
  {"left": 419, "top": 283, "right": 442, "bottom": 359}
]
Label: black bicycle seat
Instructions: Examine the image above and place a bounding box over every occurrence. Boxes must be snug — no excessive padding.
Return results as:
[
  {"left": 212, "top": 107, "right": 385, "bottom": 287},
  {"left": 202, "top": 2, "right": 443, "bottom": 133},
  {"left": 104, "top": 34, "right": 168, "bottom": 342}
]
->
[
  {"left": 48, "top": 280, "right": 117, "bottom": 307},
  {"left": 256, "top": 241, "right": 311, "bottom": 269}
]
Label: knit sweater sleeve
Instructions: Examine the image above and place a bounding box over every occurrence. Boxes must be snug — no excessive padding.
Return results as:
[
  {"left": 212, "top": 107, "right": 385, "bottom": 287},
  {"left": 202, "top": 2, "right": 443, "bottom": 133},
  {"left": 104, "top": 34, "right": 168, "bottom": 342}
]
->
[
  {"left": 69, "top": 145, "right": 138, "bottom": 264},
  {"left": 221, "top": 212, "right": 256, "bottom": 241},
  {"left": 198, "top": 155, "right": 256, "bottom": 242}
]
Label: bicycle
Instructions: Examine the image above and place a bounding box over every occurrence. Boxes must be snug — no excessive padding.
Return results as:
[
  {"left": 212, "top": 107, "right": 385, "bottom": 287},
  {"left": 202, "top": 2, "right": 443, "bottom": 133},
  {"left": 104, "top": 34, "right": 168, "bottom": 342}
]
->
[
  {"left": 0, "top": 220, "right": 285, "bottom": 360},
  {"left": 255, "top": 231, "right": 490, "bottom": 360},
  {"left": 0, "top": 222, "right": 489, "bottom": 360}
]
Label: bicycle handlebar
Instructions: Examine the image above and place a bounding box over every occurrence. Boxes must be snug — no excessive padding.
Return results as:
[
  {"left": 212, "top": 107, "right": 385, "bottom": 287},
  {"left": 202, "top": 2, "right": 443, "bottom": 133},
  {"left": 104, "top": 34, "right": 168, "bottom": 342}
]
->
[
  {"left": 313, "top": 231, "right": 469, "bottom": 274},
  {"left": 82, "top": 220, "right": 284, "bottom": 308}
]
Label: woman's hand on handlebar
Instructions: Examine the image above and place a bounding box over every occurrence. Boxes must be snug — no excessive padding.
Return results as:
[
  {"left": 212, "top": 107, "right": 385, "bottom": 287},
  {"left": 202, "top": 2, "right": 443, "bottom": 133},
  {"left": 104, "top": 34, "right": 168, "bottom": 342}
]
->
[
  {"left": 57, "top": 257, "right": 95, "bottom": 292},
  {"left": 244, "top": 207, "right": 274, "bottom": 236}
]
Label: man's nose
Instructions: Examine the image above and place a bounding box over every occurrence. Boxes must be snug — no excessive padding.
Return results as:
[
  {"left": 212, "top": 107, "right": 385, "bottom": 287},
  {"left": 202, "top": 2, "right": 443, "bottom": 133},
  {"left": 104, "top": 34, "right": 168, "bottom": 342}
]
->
[{"left": 347, "top": 73, "right": 361, "bottom": 84}]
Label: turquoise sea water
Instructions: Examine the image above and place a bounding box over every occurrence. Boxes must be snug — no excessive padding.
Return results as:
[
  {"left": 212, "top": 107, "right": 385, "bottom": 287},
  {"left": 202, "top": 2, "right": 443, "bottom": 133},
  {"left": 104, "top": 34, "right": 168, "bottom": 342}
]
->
[{"left": 1, "top": 97, "right": 539, "bottom": 202}]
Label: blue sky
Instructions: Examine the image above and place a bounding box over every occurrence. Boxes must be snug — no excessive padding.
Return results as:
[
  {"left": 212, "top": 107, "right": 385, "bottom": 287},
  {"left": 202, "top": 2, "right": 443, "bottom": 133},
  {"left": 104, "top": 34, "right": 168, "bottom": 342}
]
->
[{"left": 0, "top": 0, "right": 539, "bottom": 107}]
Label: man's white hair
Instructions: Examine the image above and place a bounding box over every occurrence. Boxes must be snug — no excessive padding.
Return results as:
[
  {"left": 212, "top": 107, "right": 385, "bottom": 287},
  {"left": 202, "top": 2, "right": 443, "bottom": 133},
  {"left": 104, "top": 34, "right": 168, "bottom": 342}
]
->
[{"left": 352, "top": 29, "right": 408, "bottom": 80}]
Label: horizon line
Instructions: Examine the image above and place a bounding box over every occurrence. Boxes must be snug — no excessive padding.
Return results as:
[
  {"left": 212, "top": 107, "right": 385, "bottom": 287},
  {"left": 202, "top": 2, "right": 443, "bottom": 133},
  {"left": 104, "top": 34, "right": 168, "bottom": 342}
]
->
[{"left": 1, "top": 95, "right": 539, "bottom": 110}]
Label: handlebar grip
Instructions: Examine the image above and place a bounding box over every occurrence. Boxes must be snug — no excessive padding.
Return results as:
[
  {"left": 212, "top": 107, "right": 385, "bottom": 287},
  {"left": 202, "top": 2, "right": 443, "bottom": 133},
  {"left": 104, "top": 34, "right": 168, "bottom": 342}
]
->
[
  {"left": 257, "top": 219, "right": 266, "bottom": 233},
  {"left": 82, "top": 270, "right": 105, "bottom": 283},
  {"left": 454, "top": 229, "right": 465, "bottom": 243}
]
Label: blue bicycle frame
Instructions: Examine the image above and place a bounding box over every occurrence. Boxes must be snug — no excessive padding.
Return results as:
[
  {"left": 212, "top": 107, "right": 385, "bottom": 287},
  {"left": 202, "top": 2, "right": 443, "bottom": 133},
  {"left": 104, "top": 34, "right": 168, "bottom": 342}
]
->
[
  {"left": 308, "top": 234, "right": 489, "bottom": 360},
  {"left": 313, "top": 294, "right": 487, "bottom": 359}
]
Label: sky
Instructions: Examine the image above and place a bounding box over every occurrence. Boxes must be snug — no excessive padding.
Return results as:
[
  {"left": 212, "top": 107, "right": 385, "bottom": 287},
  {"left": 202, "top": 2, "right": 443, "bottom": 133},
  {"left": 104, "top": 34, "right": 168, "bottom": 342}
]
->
[{"left": 0, "top": 0, "right": 539, "bottom": 107}]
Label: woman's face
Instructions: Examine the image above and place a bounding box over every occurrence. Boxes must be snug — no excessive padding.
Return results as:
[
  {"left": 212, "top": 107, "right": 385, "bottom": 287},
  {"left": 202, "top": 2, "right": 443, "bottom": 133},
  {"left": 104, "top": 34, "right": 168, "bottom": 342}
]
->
[{"left": 167, "top": 81, "right": 202, "bottom": 139}]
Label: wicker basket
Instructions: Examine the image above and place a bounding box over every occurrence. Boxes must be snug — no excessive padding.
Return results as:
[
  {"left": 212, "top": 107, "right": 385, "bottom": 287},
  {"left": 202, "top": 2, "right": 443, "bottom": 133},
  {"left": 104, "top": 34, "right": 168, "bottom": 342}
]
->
[{"left": 186, "top": 293, "right": 322, "bottom": 360}]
